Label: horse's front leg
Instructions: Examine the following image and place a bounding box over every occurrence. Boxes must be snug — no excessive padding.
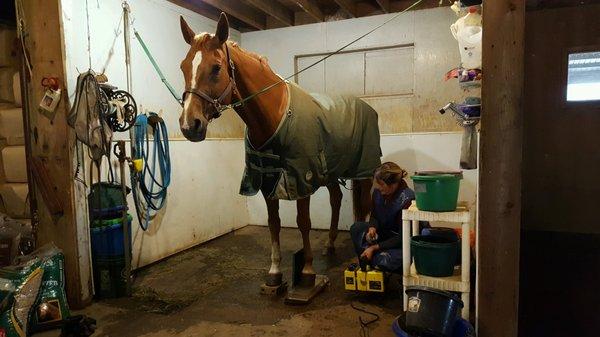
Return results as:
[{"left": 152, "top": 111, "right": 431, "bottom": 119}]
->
[
  {"left": 297, "top": 197, "right": 315, "bottom": 286},
  {"left": 264, "top": 196, "right": 282, "bottom": 286},
  {"left": 323, "top": 183, "right": 342, "bottom": 256}
]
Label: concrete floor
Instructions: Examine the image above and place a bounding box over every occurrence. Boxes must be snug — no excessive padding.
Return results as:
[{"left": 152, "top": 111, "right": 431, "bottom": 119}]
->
[{"left": 38, "top": 226, "right": 405, "bottom": 336}]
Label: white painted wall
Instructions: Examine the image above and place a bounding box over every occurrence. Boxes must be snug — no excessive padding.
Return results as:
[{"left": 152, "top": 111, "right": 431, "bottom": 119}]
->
[
  {"left": 246, "top": 132, "right": 478, "bottom": 230},
  {"left": 242, "top": 7, "right": 471, "bottom": 133},
  {"left": 60, "top": 0, "right": 247, "bottom": 268},
  {"left": 124, "top": 139, "right": 247, "bottom": 268}
]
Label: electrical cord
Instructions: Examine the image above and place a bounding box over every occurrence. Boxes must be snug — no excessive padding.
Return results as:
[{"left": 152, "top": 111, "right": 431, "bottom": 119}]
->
[{"left": 350, "top": 301, "right": 380, "bottom": 337}]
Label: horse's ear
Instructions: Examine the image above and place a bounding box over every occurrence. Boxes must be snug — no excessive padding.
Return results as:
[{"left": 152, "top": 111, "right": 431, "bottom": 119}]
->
[
  {"left": 180, "top": 16, "right": 195, "bottom": 45},
  {"left": 215, "top": 13, "right": 229, "bottom": 45}
]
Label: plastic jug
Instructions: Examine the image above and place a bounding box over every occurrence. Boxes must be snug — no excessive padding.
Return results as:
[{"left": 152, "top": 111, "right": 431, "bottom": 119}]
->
[
  {"left": 450, "top": 10, "right": 482, "bottom": 70},
  {"left": 457, "top": 25, "right": 482, "bottom": 69}
]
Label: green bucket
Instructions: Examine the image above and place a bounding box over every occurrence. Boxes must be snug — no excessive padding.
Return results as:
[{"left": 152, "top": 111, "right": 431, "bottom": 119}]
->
[
  {"left": 411, "top": 235, "right": 459, "bottom": 277},
  {"left": 411, "top": 172, "right": 462, "bottom": 212}
]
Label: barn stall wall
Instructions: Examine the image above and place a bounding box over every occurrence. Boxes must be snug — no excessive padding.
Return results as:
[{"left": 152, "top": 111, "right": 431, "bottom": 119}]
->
[
  {"left": 59, "top": 2, "right": 477, "bottom": 268},
  {"left": 60, "top": 0, "right": 248, "bottom": 268},
  {"left": 241, "top": 7, "right": 479, "bottom": 229}
]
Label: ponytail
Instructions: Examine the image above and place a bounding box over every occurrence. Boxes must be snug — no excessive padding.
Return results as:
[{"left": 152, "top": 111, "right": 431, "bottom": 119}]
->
[{"left": 374, "top": 162, "right": 408, "bottom": 186}]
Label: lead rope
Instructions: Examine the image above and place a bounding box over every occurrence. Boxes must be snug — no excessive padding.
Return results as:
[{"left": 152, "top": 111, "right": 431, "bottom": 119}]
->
[
  {"left": 134, "top": 29, "right": 182, "bottom": 104},
  {"left": 133, "top": 0, "right": 424, "bottom": 108}
]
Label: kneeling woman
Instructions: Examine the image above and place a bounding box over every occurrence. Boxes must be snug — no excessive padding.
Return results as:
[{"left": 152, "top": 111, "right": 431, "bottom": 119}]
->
[{"left": 350, "top": 162, "right": 422, "bottom": 272}]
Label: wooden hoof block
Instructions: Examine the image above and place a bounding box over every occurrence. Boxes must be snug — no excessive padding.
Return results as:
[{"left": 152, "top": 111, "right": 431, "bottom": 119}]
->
[
  {"left": 285, "top": 274, "right": 329, "bottom": 305},
  {"left": 260, "top": 281, "right": 288, "bottom": 296}
]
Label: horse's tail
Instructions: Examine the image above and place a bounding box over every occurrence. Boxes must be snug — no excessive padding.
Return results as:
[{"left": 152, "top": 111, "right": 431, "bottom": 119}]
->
[{"left": 352, "top": 179, "right": 372, "bottom": 221}]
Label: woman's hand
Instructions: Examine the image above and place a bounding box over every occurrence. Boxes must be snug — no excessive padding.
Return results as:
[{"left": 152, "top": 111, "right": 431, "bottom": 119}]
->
[
  {"left": 361, "top": 244, "right": 379, "bottom": 261},
  {"left": 366, "top": 227, "right": 377, "bottom": 242}
]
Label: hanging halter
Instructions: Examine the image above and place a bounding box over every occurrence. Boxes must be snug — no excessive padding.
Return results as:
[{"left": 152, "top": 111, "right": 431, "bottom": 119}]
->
[{"left": 181, "top": 44, "right": 237, "bottom": 119}]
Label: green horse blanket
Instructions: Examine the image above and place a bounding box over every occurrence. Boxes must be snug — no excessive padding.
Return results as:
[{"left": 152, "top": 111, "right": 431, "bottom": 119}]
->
[{"left": 240, "top": 82, "right": 382, "bottom": 200}]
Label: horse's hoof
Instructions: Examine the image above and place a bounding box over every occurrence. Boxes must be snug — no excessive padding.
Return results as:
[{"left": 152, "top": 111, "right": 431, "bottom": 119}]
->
[
  {"left": 322, "top": 246, "right": 335, "bottom": 256},
  {"left": 265, "top": 273, "right": 283, "bottom": 287},
  {"left": 298, "top": 273, "right": 316, "bottom": 288}
]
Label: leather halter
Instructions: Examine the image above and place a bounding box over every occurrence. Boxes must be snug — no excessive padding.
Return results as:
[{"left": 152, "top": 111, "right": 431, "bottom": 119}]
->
[{"left": 182, "top": 44, "right": 237, "bottom": 120}]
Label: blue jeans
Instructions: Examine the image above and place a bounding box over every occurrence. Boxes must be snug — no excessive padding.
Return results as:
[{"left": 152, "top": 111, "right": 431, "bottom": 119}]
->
[{"left": 349, "top": 222, "right": 403, "bottom": 272}]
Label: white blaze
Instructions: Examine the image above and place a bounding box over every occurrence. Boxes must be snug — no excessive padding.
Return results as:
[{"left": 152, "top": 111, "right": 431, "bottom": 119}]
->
[
  {"left": 269, "top": 242, "right": 281, "bottom": 275},
  {"left": 182, "top": 49, "right": 203, "bottom": 128},
  {"left": 190, "top": 50, "right": 203, "bottom": 88}
]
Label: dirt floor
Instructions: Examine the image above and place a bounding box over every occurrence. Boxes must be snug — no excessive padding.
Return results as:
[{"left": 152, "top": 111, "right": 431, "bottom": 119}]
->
[{"left": 37, "top": 226, "right": 405, "bottom": 337}]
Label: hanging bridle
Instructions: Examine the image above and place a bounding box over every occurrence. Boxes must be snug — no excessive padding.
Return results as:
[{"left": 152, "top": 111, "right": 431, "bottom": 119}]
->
[{"left": 181, "top": 44, "right": 237, "bottom": 120}]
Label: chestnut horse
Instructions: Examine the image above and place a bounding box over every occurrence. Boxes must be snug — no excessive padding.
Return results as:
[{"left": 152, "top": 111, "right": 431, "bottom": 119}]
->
[{"left": 178, "top": 14, "right": 373, "bottom": 288}]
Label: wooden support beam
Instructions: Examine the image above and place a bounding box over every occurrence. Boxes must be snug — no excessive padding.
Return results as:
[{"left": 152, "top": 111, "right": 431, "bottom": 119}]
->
[
  {"left": 197, "top": 0, "right": 267, "bottom": 30},
  {"left": 333, "top": 0, "right": 359, "bottom": 17},
  {"left": 31, "top": 157, "right": 65, "bottom": 218},
  {"left": 375, "top": 0, "right": 390, "bottom": 13},
  {"left": 20, "top": 0, "right": 91, "bottom": 308},
  {"left": 245, "top": 0, "right": 294, "bottom": 26},
  {"left": 478, "top": 0, "right": 525, "bottom": 336},
  {"left": 293, "top": 0, "right": 325, "bottom": 22}
]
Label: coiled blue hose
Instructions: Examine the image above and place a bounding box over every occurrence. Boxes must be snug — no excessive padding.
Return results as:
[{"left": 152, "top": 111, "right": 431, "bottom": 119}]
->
[{"left": 131, "top": 112, "right": 171, "bottom": 231}]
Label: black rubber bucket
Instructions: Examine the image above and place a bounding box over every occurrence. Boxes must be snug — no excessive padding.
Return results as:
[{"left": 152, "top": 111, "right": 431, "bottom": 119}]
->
[{"left": 405, "top": 286, "right": 464, "bottom": 337}]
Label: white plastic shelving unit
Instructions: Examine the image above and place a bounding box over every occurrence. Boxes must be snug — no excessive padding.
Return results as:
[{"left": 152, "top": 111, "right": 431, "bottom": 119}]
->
[{"left": 402, "top": 201, "right": 471, "bottom": 319}]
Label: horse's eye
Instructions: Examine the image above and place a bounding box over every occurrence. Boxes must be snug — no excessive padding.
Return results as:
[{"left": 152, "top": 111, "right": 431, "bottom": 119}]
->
[{"left": 211, "top": 65, "right": 221, "bottom": 75}]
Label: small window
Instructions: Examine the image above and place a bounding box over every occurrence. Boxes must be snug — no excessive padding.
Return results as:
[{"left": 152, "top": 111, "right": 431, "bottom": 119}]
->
[{"left": 567, "top": 51, "right": 600, "bottom": 102}]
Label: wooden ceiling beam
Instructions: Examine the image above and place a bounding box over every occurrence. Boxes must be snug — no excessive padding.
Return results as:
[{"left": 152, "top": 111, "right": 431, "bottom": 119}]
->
[
  {"left": 292, "top": 0, "right": 325, "bottom": 22},
  {"left": 199, "top": 0, "right": 267, "bottom": 30},
  {"left": 167, "top": 0, "right": 221, "bottom": 23},
  {"left": 375, "top": 0, "right": 390, "bottom": 13},
  {"left": 333, "top": 0, "right": 359, "bottom": 17},
  {"left": 245, "top": 0, "right": 295, "bottom": 26}
]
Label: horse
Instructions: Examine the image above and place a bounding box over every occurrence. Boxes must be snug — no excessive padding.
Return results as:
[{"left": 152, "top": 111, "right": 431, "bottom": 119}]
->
[{"left": 177, "top": 13, "right": 381, "bottom": 290}]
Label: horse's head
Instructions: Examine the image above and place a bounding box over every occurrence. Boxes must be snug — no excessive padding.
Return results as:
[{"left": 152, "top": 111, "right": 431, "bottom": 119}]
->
[{"left": 179, "top": 13, "right": 234, "bottom": 142}]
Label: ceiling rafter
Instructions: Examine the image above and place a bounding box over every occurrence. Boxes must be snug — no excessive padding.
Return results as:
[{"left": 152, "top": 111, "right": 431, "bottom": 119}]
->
[
  {"left": 172, "top": 0, "right": 455, "bottom": 31},
  {"left": 199, "top": 0, "right": 267, "bottom": 30},
  {"left": 293, "top": 0, "right": 325, "bottom": 22},
  {"left": 375, "top": 0, "right": 390, "bottom": 13},
  {"left": 333, "top": 0, "right": 359, "bottom": 17},
  {"left": 168, "top": 0, "right": 222, "bottom": 23},
  {"left": 245, "top": 0, "right": 295, "bottom": 26}
]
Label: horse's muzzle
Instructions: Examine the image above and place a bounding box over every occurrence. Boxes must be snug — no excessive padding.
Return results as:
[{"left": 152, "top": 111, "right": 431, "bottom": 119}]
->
[{"left": 181, "top": 118, "right": 207, "bottom": 142}]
